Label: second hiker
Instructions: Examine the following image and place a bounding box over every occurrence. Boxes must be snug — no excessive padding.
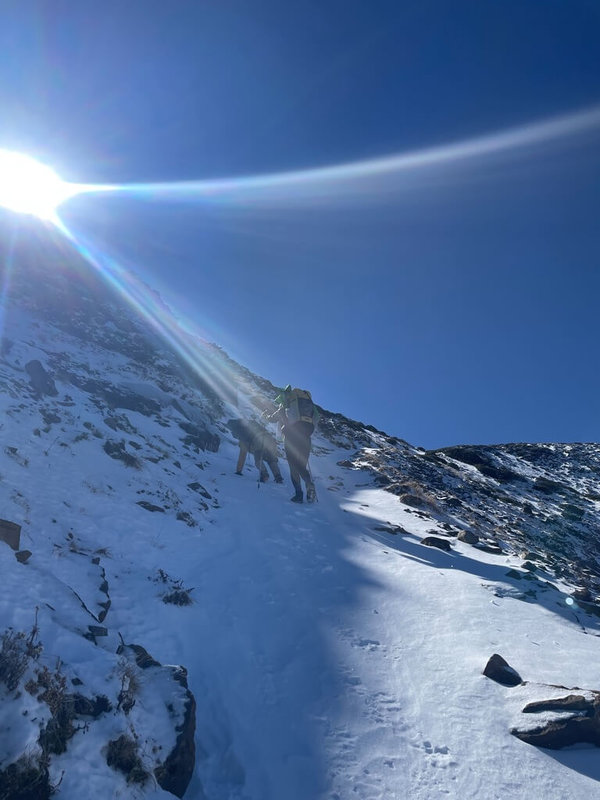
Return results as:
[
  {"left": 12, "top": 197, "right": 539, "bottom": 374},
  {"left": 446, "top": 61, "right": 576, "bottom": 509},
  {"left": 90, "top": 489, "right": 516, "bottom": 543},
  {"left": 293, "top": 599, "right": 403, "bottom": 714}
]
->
[{"left": 228, "top": 418, "right": 283, "bottom": 483}]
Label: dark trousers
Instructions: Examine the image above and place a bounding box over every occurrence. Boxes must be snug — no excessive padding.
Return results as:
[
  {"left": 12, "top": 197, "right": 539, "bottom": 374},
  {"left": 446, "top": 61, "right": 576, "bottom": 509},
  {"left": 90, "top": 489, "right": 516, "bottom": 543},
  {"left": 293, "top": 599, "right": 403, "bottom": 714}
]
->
[
  {"left": 255, "top": 452, "right": 282, "bottom": 481},
  {"left": 284, "top": 422, "right": 313, "bottom": 495}
]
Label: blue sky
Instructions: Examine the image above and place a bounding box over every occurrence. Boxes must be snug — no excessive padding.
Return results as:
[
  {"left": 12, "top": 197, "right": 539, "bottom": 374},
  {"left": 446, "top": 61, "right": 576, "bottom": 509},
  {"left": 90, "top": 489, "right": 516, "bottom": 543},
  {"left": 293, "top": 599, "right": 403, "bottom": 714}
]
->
[{"left": 1, "top": 1, "right": 600, "bottom": 448}]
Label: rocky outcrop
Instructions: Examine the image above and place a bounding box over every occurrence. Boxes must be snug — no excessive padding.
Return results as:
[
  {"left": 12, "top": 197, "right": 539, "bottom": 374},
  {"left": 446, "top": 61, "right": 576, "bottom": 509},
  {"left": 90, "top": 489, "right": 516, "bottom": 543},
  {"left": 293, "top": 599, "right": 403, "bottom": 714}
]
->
[
  {"left": 115, "top": 644, "right": 197, "bottom": 798},
  {"left": 512, "top": 690, "right": 600, "bottom": 749},
  {"left": 154, "top": 666, "right": 197, "bottom": 798}
]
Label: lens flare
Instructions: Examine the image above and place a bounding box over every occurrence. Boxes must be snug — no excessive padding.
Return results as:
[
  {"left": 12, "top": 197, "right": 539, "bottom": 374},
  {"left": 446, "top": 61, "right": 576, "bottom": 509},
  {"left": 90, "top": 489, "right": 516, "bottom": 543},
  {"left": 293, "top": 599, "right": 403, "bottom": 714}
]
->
[
  {"left": 110, "top": 105, "right": 600, "bottom": 207},
  {"left": 4, "top": 105, "right": 599, "bottom": 407},
  {"left": 0, "top": 149, "right": 82, "bottom": 220}
]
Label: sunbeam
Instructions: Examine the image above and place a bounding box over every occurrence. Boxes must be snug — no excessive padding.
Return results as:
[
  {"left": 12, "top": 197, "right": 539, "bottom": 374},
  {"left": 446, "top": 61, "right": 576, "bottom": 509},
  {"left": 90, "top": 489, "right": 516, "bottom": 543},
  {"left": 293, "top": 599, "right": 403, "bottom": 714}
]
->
[{"left": 53, "top": 216, "right": 242, "bottom": 406}]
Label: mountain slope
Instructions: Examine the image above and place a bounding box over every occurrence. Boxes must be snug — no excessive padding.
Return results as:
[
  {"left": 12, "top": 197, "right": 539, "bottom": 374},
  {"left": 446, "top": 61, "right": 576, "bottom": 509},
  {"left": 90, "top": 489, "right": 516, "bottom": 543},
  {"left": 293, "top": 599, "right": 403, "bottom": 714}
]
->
[{"left": 1, "top": 220, "right": 599, "bottom": 799}]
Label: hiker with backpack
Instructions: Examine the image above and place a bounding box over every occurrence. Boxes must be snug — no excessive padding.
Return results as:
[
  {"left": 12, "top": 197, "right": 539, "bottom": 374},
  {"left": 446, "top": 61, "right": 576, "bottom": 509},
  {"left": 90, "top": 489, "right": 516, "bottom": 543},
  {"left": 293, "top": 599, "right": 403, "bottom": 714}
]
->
[
  {"left": 267, "top": 386, "right": 318, "bottom": 503},
  {"left": 227, "top": 418, "right": 283, "bottom": 483}
]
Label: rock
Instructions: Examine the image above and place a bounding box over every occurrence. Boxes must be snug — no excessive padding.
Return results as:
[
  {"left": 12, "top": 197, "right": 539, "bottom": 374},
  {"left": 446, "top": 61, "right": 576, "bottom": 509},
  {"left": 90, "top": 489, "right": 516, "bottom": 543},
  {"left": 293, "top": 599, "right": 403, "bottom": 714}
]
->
[
  {"left": 72, "top": 693, "right": 111, "bottom": 718},
  {"left": 400, "top": 493, "right": 428, "bottom": 509},
  {"left": 522, "top": 561, "right": 537, "bottom": 572},
  {"left": 187, "top": 482, "right": 212, "bottom": 499},
  {"left": 25, "top": 359, "right": 58, "bottom": 396},
  {"left": 103, "top": 440, "right": 140, "bottom": 468},
  {"left": 87, "top": 625, "right": 108, "bottom": 637},
  {"left": 154, "top": 667, "right": 197, "bottom": 798},
  {"left": 178, "top": 422, "right": 220, "bottom": 453},
  {"left": 561, "top": 503, "right": 585, "bottom": 522},
  {"left": 457, "top": 530, "right": 479, "bottom": 545},
  {"left": 136, "top": 501, "right": 165, "bottom": 513},
  {"left": 420, "top": 536, "right": 452, "bottom": 552},
  {"left": 512, "top": 690, "right": 600, "bottom": 749},
  {"left": 373, "top": 524, "right": 409, "bottom": 536},
  {"left": 474, "top": 542, "right": 503, "bottom": 555},
  {"left": 572, "top": 587, "right": 592, "bottom": 602},
  {"left": 0, "top": 519, "right": 21, "bottom": 550},
  {"left": 483, "top": 653, "right": 522, "bottom": 686},
  {"left": 114, "top": 645, "right": 197, "bottom": 797},
  {"left": 126, "top": 644, "right": 161, "bottom": 669},
  {"left": 533, "top": 477, "right": 566, "bottom": 495},
  {"left": 15, "top": 550, "right": 32, "bottom": 563}
]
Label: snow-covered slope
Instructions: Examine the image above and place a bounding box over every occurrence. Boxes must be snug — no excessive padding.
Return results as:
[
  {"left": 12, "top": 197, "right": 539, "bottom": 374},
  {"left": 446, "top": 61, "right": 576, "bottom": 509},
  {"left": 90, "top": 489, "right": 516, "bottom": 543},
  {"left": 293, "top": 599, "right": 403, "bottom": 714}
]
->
[{"left": 1, "top": 220, "right": 599, "bottom": 799}]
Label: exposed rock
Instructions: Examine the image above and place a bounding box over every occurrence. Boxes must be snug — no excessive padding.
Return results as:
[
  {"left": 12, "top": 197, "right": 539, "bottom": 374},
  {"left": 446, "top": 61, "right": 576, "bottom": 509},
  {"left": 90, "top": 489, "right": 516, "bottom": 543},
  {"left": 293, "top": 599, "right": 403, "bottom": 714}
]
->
[
  {"left": 474, "top": 542, "right": 503, "bottom": 555},
  {"left": 477, "top": 463, "right": 524, "bottom": 483},
  {"left": 483, "top": 653, "right": 522, "bottom": 686},
  {"left": 154, "top": 667, "right": 197, "bottom": 798},
  {"left": 511, "top": 690, "right": 600, "bottom": 749},
  {"left": 400, "top": 493, "right": 428, "bottom": 509},
  {"left": 373, "top": 524, "right": 409, "bottom": 536},
  {"left": 572, "top": 587, "right": 592, "bottom": 602},
  {"left": 187, "top": 482, "right": 212, "bottom": 499},
  {"left": 15, "top": 550, "right": 32, "bottom": 563},
  {"left": 457, "top": 530, "right": 479, "bottom": 545},
  {"left": 137, "top": 501, "right": 165, "bottom": 513},
  {"left": 25, "top": 359, "right": 58, "bottom": 396},
  {"left": 0, "top": 518, "right": 21, "bottom": 550},
  {"left": 561, "top": 503, "right": 585, "bottom": 522},
  {"left": 420, "top": 536, "right": 452, "bottom": 552},
  {"left": 87, "top": 625, "right": 108, "bottom": 638},
  {"left": 533, "top": 477, "right": 567, "bottom": 495},
  {"left": 103, "top": 440, "right": 141, "bottom": 468},
  {"left": 113, "top": 644, "right": 197, "bottom": 797},
  {"left": 179, "top": 422, "right": 220, "bottom": 453},
  {"left": 125, "top": 643, "right": 162, "bottom": 669}
]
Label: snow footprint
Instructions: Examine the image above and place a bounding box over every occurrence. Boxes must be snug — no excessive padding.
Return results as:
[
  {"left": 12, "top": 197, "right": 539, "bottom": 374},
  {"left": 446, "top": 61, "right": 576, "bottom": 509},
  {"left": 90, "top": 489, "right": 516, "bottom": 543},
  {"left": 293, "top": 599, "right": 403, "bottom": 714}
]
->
[{"left": 420, "top": 740, "right": 458, "bottom": 769}]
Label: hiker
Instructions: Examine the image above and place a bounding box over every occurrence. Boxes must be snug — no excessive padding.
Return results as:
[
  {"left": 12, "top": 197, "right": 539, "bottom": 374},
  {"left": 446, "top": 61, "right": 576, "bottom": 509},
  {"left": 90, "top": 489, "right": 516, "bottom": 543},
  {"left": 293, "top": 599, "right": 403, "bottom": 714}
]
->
[
  {"left": 267, "top": 386, "right": 318, "bottom": 503},
  {"left": 227, "top": 418, "right": 283, "bottom": 483}
]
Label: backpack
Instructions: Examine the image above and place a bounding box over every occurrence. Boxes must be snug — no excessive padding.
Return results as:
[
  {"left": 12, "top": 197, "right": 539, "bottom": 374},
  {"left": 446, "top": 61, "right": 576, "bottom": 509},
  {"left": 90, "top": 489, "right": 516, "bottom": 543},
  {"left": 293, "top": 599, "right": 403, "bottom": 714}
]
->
[{"left": 285, "top": 388, "right": 319, "bottom": 428}]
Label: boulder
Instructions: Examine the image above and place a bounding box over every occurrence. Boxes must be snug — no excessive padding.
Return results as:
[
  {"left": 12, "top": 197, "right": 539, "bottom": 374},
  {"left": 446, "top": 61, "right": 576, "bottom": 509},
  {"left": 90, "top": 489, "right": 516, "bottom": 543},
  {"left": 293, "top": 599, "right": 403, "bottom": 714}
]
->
[
  {"left": 0, "top": 519, "right": 21, "bottom": 550},
  {"left": 457, "top": 530, "right": 479, "bottom": 545},
  {"left": 512, "top": 690, "right": 600, "bottom": 749},
  {"left": 483, "top": 654, "right": 522, "bottom": 686},
  {"left": 420, "top": 536, "right": 452, "bottom": 552}
]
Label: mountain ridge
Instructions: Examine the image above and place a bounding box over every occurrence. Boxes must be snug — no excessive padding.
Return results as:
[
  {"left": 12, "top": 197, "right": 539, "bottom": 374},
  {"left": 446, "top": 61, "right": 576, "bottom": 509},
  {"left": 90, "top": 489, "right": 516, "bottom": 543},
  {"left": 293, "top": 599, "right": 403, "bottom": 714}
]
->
[{"left": 1, "top": 215, "right": 600, "bottom": 798}]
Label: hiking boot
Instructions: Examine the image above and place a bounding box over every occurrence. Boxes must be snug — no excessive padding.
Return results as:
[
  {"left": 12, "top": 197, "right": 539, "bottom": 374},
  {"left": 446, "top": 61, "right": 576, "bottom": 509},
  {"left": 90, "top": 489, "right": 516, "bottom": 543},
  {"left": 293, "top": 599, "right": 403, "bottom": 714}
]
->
[
  {"left": 274, "top": 476, "right": 284, "bottom": 484},
  {"left": 290, "top": 492, "right": 303, "bottom": 503},
  {"left": 306, "top": 484, "right": 316, "bottom": 503},
  {"left": 235, "top": 470, "right": 243, "bottom": 476},
  {"left": 260, "top": 473, "right": 269, "bottom": 483}
]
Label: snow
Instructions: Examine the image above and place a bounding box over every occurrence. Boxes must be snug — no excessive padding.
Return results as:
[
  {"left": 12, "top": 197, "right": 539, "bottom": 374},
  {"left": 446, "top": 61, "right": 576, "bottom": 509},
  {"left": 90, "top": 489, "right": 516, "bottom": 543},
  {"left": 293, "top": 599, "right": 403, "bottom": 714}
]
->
[{"left": 1, "top": 306, "right": 600, "bottom": 799}]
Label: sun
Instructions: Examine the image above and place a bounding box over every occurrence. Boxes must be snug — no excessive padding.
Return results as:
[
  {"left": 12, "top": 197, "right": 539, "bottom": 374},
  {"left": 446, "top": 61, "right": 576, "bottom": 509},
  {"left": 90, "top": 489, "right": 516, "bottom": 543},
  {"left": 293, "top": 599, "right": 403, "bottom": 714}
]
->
[{"left": 0, "top": 149, "right": 79, "bottom": 221}]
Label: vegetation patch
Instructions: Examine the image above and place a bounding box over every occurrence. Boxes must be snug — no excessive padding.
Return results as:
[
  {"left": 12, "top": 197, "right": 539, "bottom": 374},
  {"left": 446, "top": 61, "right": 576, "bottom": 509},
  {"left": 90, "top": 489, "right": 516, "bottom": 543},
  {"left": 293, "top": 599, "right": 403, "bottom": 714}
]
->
[
  {"left": 152, "top": 569, "right": 195, "bottom": 606},
  {"left": 106, "top": 735, "right": 149, "bottom": 786}
]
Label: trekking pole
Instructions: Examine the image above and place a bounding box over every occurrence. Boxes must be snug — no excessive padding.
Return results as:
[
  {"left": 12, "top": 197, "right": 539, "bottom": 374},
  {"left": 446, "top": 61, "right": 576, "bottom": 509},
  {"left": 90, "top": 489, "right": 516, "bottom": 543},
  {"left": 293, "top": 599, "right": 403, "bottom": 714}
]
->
[
  {"left": 307, "top": 463, "right": 319, "bottom": 503},
  {"left": 257, "top": 433, "right": 265, "bottom": 490}
]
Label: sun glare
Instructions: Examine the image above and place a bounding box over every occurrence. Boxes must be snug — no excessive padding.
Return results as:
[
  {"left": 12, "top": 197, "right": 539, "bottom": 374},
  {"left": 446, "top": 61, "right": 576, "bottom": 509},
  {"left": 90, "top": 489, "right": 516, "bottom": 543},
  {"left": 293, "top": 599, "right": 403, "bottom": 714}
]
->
[{"left": 0, "top": 149, "right": 79, "bottom": 221}]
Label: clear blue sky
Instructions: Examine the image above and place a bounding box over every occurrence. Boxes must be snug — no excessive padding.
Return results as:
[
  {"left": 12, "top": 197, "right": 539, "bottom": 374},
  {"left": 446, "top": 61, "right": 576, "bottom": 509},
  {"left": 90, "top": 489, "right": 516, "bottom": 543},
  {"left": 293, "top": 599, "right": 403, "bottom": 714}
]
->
[{"left": 1, "top": 1, "right": 599, "bottom": 448}]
